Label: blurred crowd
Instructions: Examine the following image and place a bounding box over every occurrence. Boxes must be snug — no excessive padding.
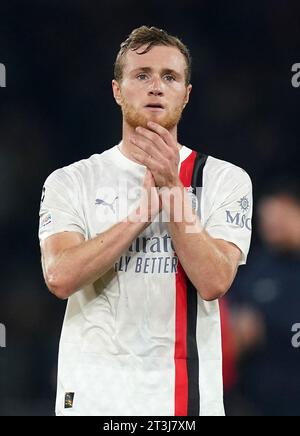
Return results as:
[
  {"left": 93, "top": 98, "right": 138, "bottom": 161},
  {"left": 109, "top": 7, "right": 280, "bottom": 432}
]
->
[
  {"left": 223, "top": 177, "right": 300, "bottom": 416},
  {"left": 0, "top": 0, "right": 299, "bottom": 415}
]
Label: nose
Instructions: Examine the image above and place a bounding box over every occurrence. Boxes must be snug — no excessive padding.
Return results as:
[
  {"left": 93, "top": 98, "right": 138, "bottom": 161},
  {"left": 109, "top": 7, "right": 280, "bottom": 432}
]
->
[{"left": 148, "top": 76, "right": 163, "bottom": 96}]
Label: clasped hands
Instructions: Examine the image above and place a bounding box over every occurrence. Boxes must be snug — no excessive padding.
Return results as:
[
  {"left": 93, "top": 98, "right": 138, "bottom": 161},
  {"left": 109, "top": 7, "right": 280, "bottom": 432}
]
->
[
  {"left": 129, "top": 121, "right": 182, "bottom": 189},
  {"left": 129, "top": 121, "right": 185, "bottom": 222}
]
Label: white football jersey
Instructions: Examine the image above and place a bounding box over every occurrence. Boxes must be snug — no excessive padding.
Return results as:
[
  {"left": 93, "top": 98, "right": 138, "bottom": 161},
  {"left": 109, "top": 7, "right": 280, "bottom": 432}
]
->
[{"left": 39, "top": 143, "right": 252, "bottom": 416}]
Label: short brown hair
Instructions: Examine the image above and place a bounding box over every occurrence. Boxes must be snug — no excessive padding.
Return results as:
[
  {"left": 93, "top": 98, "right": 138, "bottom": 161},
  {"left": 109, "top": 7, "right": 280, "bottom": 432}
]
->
[{"left": 114, "top": 26, "right": 192, "bottom": 86}]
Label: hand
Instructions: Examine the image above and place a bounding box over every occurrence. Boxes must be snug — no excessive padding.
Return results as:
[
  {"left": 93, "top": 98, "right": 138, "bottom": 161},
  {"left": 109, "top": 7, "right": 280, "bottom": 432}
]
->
[
  {"left": 129, "top": 169, "right": 162, "bottom": 225},
  {"left": 142, "top": 168, "right": 162, "bottom": 221},
  {"left": 129, "top": 121, "right": 181, "bottom": 189}
]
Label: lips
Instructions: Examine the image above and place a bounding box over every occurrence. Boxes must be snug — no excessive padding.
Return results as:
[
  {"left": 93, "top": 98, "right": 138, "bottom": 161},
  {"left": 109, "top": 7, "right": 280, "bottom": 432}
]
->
[
  {"left": 145, "top": 103, "right": 165, "bottom": 109},
  {"left": 144, "top": 103, "right": 165, "bottom": 111}
]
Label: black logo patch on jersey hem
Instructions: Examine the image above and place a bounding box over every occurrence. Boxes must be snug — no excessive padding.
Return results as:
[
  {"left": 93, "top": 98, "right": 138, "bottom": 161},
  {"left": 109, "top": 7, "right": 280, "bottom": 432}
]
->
[{"left": 64, "top": 392, "right": 75, "bottom": 409}]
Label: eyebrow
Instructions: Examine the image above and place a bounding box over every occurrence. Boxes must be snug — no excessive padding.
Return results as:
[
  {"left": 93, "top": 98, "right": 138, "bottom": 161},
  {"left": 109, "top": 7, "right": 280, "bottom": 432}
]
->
[{"left": 131, "top": 67, "right": 182, "bottom": 79}]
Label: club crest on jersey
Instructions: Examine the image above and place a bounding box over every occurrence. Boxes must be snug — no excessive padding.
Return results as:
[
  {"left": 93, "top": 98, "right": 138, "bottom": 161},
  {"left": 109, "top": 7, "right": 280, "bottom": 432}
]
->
[{"left": 186, "top": 186, "right": 199, "bottom": 211}]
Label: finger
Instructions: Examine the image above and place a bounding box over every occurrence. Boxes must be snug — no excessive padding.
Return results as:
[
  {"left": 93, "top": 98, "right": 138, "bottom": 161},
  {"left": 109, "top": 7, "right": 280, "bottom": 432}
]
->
[
  {"left": 146, "top": 121, "right": 175, "bottom": 149},
  {"left": 130, "top": 134, "right": 162, "bottom": 161},
  {"left": 135, "top": 126, "right": 168, "bottom": 154},
  {"left": 130, "top": 150, "right": 156, "bottom": 170}
]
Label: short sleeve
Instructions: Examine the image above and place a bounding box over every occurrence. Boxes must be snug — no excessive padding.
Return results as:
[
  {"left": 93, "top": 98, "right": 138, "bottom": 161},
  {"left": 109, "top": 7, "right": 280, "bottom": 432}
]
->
[
  {"left": 205, "top": 166, "right": 253, "bottom": 266},
  {"left": 38, "top": 169, "right": 86, "bottom": 242}
]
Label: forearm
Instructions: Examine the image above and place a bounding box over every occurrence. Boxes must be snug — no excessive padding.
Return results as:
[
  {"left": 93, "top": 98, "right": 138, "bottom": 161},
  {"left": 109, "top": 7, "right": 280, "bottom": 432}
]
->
[
  {"left": 163, "top": 184, "right": 234, "bottom": 301},
  {"left": 45, "top": 212, "right": 149, "bottom": 299}
]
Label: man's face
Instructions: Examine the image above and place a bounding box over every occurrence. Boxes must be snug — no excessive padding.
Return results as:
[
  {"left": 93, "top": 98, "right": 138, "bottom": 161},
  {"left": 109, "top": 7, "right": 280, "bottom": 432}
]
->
[
  {"left": 258, "top": 195, "right": 300, "bottom": 250},
  {"left": 112, "top": 45, "right": 192, "bottom": 130}
]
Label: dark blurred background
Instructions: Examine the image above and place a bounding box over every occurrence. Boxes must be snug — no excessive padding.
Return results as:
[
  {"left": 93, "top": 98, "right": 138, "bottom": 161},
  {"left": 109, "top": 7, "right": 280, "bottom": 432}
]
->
[{"left": 0, "top": 0, "right": 299, "bottom": 416}]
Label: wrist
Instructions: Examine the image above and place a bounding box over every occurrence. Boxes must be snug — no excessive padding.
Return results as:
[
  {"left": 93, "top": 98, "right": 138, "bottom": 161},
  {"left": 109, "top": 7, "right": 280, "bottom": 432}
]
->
[
  {"left": 159, "top": 184, "right": 197, "bottom": 224},
  {"left": 164, "top": 176, "right": 183, "bottom": 190},
  {"left": 128, "top": 205, "right": 156, "bottom": 229}
]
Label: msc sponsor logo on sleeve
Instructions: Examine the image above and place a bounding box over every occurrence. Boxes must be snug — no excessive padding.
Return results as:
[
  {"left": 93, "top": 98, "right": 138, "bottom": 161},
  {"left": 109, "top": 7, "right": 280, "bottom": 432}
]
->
[
  {"left": 226, "top": 196, "right": 252, "bottom": 230},
  {"left": 238, "top": 196, "right": 250, "bottom": 213}
]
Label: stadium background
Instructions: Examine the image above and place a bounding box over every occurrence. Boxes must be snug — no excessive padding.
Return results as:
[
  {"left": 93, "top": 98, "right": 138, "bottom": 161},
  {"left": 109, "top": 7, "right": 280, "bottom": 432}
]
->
[{"left": 0, "top": 0, "right": 299, "bottom": 415}]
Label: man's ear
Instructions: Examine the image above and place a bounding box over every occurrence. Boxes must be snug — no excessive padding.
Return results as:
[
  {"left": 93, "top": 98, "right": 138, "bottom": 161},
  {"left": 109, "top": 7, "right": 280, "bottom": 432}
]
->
[
  {"left": 183, "top": 84, "right": 192, "bottom": 108},
  {"left": 112, "top": 79, "right": 122, "bottom": 106}
]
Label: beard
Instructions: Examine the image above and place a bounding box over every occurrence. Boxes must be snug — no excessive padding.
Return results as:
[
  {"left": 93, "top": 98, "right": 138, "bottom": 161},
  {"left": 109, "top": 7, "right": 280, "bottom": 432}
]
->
[{"left": 120, "top": 96, "right": 185, "bottom": 131}]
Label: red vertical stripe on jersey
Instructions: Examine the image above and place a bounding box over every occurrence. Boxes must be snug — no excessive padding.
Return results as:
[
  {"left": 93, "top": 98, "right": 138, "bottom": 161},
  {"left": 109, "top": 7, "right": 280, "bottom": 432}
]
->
[{"left": 174, "top": 150, "right": 198, "bottom": 416}]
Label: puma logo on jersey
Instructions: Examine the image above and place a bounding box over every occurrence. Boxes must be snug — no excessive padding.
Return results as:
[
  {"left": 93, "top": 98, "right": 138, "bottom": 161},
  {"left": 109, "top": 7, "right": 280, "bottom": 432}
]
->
[{"left": 95, "top": 196, "right": 119, "bottom": 213}]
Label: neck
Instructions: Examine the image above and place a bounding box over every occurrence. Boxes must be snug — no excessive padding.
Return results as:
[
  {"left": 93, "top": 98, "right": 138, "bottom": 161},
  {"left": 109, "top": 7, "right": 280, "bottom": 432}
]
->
[{"left": 119, "top": 120, "right": 182, "bottom": 163}]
